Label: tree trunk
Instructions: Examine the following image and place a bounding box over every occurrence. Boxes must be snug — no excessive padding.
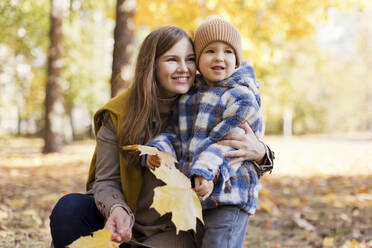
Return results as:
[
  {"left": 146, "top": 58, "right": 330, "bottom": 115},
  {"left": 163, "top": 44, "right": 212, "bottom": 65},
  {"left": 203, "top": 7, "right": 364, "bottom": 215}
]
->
[
  {"left": 66, "top": 102, "right": 76, "bottom": 141},
  {"left": 110, "top": 0, "right": 136, "bottom": 97},
  {"left": 370, "top": 97, "right": 372, "bottom": 135},
  {"left": 43, "top": 0, "right": 66, "bottom": 153}
]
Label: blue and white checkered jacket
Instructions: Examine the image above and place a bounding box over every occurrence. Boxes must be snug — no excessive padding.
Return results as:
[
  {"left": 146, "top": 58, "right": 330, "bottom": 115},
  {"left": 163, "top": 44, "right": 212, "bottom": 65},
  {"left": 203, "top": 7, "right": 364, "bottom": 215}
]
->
[{"left": 148, "top": 62, "right": 263, "bottom": 214}]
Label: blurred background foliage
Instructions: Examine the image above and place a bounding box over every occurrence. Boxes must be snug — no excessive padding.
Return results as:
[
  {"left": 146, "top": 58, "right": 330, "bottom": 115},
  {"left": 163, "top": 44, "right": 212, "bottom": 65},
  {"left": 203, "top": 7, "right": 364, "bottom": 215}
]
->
[{"left": 0, "top": 0, "right": 371, "bottom": 139}]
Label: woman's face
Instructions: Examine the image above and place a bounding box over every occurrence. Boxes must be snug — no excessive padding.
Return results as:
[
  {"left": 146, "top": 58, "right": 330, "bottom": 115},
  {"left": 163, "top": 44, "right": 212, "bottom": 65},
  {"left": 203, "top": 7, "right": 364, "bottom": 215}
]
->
[{"left": 156, "top": 37, "right": 196, "bottom": 98}]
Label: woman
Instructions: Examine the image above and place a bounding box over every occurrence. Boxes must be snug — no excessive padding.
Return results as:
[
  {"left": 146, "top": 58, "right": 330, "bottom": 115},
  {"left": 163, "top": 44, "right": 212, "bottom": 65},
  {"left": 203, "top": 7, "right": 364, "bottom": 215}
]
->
[{"left": 50, "top": 26, "right": 273, "bottom": 248}]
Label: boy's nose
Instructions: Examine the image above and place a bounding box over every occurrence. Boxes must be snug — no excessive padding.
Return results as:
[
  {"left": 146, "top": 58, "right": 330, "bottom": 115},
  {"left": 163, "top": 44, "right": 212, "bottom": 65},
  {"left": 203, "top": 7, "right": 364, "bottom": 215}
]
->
[{"left": 215, "top": 52, "right": 224, "bottom": 61}]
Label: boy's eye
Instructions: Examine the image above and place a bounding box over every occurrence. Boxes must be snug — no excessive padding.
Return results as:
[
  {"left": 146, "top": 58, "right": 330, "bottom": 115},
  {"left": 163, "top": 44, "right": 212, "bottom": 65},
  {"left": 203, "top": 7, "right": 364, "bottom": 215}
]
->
[
  {"left": 188, "top": 57, "right": 196, "bottom": 62},
  {"left": 225, "top": 49, "right": 233, "bottom": 54},
  {"left": 205, "top": 49, "right": 214, "bottom": 53}
]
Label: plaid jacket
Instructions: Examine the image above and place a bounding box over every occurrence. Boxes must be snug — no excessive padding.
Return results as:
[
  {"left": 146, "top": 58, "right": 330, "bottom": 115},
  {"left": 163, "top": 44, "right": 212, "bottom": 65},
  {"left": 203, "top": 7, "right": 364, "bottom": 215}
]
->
[{"left": 148, "top": 62, "right": 263, "bottom": 214}]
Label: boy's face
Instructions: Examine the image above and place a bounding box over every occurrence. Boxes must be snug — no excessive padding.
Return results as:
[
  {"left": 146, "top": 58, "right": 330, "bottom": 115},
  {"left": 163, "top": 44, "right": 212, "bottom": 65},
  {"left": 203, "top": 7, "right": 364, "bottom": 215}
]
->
[{"left": 198, "top": 41, "right": 236, "bottom": 85}]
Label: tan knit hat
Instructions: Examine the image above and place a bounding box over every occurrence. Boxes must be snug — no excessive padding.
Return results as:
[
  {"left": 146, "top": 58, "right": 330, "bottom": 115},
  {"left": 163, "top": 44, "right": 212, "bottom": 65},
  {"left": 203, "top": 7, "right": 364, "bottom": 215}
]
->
[{"left": 194, "top": 15, "right": 242, "bottom": 68}]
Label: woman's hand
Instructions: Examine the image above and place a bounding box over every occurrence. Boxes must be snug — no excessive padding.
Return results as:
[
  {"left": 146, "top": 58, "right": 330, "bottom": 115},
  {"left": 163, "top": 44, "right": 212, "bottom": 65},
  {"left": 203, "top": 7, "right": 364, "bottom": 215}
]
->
[
  {"left": 105, "top": 206, "right": 132, "bottom": 243},
  {"left": 146, "top": 154, "right": 161, "bottom": 170},
  {"left": 218, "top": 122, "right": 265, "bottom": 165},
  {"left": 193, "top": 176, "right": 214, "bottom": 201}
]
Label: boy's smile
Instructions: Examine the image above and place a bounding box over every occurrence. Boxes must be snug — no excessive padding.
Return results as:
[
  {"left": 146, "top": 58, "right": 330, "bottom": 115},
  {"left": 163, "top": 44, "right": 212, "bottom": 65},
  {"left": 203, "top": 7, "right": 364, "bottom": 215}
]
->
[
  {"left": 211, "top": 65, "right": 225, "bottom": 72},
  {"left": 198, "top": 41, "right": 237, "bottom": 85}
]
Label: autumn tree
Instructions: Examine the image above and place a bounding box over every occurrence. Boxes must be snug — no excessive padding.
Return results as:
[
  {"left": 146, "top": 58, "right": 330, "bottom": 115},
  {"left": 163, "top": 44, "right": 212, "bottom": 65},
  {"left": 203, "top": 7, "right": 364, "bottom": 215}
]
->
[
  {"left": 43, "top": 0, "right": 68, "bottom": 153},
  {"left": 110, "top": 0, "right": 136, "bottom": 97}
]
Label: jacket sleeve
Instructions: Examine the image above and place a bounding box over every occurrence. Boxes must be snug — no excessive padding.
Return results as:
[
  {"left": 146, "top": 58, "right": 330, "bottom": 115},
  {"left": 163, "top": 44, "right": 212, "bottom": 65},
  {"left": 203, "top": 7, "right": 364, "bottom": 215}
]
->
[
  {"left": 146, "top": 132, "right": 178, "bottom": 160},
  {"left": 92, "top": 112, "right": 134, "bottom": 226},
  {"left": 253, "top": 143, "right": 275, "bottom": 178},
  {"left": 188, "top": 87, "right": 262, "bottom": 181},
  {"left": 146, "top": 106, "right": 182, "bottom": 163}
]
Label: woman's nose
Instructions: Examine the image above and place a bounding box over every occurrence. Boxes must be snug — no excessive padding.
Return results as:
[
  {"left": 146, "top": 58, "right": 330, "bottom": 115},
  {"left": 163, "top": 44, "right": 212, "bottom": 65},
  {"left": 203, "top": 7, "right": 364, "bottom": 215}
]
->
[{"left": 177, "top": 61, "right": 188, "bottom": 72}]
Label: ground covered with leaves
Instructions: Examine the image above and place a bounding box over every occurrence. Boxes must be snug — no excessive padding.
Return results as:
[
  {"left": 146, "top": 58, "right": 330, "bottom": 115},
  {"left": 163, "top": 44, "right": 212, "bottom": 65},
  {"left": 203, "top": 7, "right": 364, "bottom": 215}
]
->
[{"left": 0, "top": 135, "right": 371, "bottom": 248}]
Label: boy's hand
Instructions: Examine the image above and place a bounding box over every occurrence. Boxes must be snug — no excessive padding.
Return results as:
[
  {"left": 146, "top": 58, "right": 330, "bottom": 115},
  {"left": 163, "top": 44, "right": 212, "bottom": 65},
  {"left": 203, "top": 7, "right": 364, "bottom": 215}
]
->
[
  {"left": 146, "top": 154, "right": 161, "bottom": 170},
  {"left": 193, "top": 176, "right": 213, "bottom": 201}
]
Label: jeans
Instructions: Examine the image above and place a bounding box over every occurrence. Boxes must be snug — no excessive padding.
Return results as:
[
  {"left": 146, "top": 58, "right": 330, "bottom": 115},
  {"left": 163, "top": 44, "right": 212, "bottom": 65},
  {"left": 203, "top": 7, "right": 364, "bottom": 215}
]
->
[
  {"left": 50, "top": 193, "right": 106, "bottom": 248},
  {"left": 199, "top": 206, "right": 249, "bottom": 248},
  {"left": 50, "top": 193, "right": 196, "bottom": 248}
]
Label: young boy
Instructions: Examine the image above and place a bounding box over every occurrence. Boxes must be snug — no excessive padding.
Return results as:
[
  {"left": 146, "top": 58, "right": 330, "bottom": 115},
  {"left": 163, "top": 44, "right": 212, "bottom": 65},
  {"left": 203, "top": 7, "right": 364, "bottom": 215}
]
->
[{"left": 147, "top": 15, "right": 272, "bottom": 247}]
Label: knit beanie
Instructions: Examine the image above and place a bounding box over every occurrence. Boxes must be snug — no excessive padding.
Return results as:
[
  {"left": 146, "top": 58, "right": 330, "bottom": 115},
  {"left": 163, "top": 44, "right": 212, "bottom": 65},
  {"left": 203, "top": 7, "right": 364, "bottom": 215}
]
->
[{"left": 194, "top": 15, "right": 242, "bottom": 67}]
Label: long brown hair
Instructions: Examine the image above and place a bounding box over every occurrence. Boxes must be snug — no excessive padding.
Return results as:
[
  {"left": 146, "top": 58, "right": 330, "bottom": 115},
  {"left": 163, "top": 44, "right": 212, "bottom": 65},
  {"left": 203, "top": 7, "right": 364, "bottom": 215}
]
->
[{"left": 118, "top": 26, "right": 192, "bottom": 166}]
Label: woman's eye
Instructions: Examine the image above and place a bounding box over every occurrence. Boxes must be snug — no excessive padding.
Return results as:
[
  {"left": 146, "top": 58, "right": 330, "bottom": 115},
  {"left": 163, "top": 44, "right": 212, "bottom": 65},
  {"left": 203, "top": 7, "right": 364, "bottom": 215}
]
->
[
  {"left": 167, "top": 58, "right": 177, "bottom": 62},
  {"left": 188, "top": 57, "right": 196, "bottom": 62}
]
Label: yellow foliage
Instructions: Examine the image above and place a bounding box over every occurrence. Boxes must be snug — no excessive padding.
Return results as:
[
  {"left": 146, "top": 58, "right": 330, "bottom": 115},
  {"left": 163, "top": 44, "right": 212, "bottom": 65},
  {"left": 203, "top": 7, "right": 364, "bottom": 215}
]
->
[
  {"left": 67, "top": 229, "right": 119, "bottom": 248},
  {"left": 134, "top": 0, "right": 368, "bottom": 79}
]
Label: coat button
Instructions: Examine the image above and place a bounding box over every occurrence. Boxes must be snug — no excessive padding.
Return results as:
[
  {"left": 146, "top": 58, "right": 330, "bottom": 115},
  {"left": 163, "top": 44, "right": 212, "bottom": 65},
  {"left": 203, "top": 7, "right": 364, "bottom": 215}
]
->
[{"left": 113, "top": 194, "right": 118, "bottom": 199}]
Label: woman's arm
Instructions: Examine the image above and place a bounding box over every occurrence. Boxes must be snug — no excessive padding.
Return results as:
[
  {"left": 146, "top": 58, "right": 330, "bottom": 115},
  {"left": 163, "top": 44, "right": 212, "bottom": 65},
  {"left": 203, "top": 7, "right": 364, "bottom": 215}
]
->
[
  {"left": 93, "top": 111, "right": 133, "bottom": 242},
  {"left": 218, "top": 121, "right": 274, "bottom": 177}
]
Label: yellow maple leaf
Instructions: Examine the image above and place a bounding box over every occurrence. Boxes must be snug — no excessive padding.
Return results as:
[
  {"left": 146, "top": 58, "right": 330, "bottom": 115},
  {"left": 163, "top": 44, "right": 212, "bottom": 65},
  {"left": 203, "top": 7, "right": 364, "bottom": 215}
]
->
[
  {"left": 122, "top": 145, "right": 177, "bottom": 168},
  {"left": 67, "top": 229, "right": 119, "bottom": 248},
  {"left": 122, "top": 145, "right": 158, "bottom": 156},
  {"left": 150, "top": 164, "right": 204, "bottom": 234},
  {"left": 123, "top": 145, "right": 203, "bottom": 234}
]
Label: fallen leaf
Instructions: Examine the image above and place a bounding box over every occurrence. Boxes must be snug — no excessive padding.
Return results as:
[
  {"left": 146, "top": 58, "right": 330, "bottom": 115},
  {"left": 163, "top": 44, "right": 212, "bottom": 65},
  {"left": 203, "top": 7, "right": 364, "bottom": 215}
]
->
[
  {"left": 259, "top": 200, "right": 281, "bottom": 216},
  {"left": 22, "top": 209, "right": 42, "bottom": 225},
  {"left": 292, "top": 212, "right": 315, "bottom": 232},
  {"left": 323, "top": 237, "right": 334, "bottom": 247},
  {"left": 0, "top": 210, "right": 8, "bottom": 220},
  {"left": 124, "top": 145, "right": 203, "bottom": 234},
  {"left": 291, "top": 198, "right": 301, "bottom": 207},
  {"left": 342, "top": 239, "right": 361, "bottom": 247},
  {"left": 324, "top": 193, "right": 336, "bottom": 203},
  {"left": 356, "top": 187, "right": 368, "bottom": 194},
  {"left": 260, "top": 188, "right": 271, "bottom": 197},
  {"left": 0, "top": 224, "right": 7, "bottom": 231},
  {"left": 264, "top": 219, "right": 274, "bottom": 229},
  {"left": 260, "top": 200, "right": 272, "bottom": 214},
  {"left": 67, "top": 229, "right": 119, "bottom": 248},
  {"left": 10, "top": 199, "right": 26, "bottom": 208}
]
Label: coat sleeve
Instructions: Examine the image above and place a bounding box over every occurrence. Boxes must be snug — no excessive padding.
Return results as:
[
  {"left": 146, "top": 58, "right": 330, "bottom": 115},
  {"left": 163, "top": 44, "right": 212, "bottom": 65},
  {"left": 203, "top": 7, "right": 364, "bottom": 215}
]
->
[
  {"left": 188, "top": 87, "right": 263, "bottom": 181},
  {"left": 92, "top": 112, "right": 134, "bottom": 226},
  {"left": 146, "top": 106, "right": 182, "bottom": 163}
]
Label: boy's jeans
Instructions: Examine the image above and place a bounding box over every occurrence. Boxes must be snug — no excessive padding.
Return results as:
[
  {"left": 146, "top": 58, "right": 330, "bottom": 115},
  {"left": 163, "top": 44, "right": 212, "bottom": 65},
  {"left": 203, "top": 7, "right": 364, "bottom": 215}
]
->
[{"left": 198, "top": 205, "right": 249, "bottom": 248}]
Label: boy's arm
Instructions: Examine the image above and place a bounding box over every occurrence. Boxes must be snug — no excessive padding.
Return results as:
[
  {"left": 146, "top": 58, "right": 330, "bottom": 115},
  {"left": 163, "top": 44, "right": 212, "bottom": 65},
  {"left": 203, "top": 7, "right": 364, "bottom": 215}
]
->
[
  {"left": 147, "top": 132, "right": 179, "bottom": 159},
  {"left": 144, "top": 106, "right": 182, "bottom": 165},
  {"left": 188, "top": 88, "right": 262, "bottom": 181}
]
